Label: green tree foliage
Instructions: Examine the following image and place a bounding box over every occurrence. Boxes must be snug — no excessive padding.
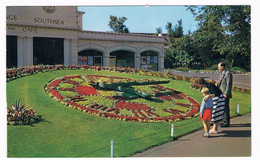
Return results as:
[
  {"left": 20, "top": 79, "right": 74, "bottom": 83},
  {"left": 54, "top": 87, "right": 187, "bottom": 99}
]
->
[
  {"left": 167, "top": 20, "right": 184, "bottom": 44},
  {"left": 165, "top": 6, "right": 251, "bottom": 71},
  {"left": 155, "top": 27, "right": 162, "bottom": 34},
  {"left": 108, "top": 15, "right": 129, "bottom": 33},
  {"left": 187, "top": 5, "right": 251, "bottom": 70},
  {"left": 165, "top": 19, "right": 195, "bottom": 69},
  {"left": 165, "top": 22, "right": 173, "bottom": 33}
]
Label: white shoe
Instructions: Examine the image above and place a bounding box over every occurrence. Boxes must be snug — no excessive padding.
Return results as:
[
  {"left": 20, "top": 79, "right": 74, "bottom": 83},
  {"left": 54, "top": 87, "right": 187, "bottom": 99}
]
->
[
  {"left": 203, "top": 133, "right": 210, "bottom": 138},
  {"left": 209, "top": 130, "right": 218, "bottom": 134}
]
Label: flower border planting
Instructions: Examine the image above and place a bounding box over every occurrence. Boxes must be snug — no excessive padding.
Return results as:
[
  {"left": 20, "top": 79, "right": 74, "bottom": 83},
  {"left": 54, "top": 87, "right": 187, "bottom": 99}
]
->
[{"left": 7, "top": 65, "right": 250, "bottom": 94}]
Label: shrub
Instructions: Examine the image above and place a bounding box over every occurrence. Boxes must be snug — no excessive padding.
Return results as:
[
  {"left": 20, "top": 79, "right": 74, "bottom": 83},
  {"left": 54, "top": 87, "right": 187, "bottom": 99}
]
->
[
  {"left": 242, "top": 88, "right": 251, "bottom": 94},
  {"left": 183, "top": 76, "right": 191, "bottom": 82},
  {"left": 190, "top": 83, "right": 202, "bottom": 89},
  {"left": 231, "top": 67, "right": 246, "bottom": 73},
  {"left": 209, "top": 64, "right": 218, "bottom": 70},
  {"left": 7, "top": 100, "right": 42, "bottom": 126},
  {"left": 175, "top": 67, "right": 189, "bottom": 72},
  {"left": 174, "top": 75, "right": 184, "bottom": 80},
  {"left": 232, "top": 86, "right": 238, "bottom": 91}
]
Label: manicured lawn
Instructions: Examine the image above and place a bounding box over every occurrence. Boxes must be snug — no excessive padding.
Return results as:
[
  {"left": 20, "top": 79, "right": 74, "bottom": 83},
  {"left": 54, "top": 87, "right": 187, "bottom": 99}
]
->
[{"left": 7, "top": 69, "right": 251, "bottom": 157}]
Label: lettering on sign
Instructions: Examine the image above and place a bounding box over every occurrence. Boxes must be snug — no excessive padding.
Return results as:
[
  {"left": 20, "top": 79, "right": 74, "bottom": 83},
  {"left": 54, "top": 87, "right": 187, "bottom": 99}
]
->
[
  {"left": 7, "top": 25, "right": 16, "bottom": 31},
  {"left": 7, "top": 15, "right": 17, "bottom": 21},
  {"left": 34, "top": 18, "right": 64, "bottom": 25},
  {"left": 23, "top": 27, "right": 37, "bottom": 33}
]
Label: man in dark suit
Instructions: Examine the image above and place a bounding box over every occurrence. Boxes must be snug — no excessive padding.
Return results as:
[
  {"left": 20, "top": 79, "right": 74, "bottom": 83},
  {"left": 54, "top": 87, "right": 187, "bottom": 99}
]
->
[{"left": 212, "top": 62, "right": 233, "bottom": 127}]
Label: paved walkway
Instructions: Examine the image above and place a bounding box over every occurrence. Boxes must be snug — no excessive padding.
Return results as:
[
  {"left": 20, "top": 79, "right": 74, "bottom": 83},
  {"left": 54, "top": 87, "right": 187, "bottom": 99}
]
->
[
  {"left": 169, "top": 71, "right": 251, "bottom": 89},
  {"left": 133, "top": 113, "right": 251, "bottom": 157}
]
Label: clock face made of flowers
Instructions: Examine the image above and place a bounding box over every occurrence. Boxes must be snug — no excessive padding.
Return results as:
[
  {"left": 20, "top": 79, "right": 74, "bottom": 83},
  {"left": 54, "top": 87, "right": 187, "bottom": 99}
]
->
[{"left": 45, "top": 75, "right": 200, "bottom": 122}]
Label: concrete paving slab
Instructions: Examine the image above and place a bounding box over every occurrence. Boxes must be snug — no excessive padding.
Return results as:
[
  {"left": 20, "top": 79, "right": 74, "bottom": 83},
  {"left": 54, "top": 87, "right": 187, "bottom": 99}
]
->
[{"left": 132, "top": 113, "right": 251, "bottom": 157}]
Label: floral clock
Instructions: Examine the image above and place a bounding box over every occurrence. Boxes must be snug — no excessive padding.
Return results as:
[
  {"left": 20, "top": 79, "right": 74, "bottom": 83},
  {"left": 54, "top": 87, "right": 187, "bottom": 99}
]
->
[{"left": 45, "top": 75, "right": 200, "bottom": 122}]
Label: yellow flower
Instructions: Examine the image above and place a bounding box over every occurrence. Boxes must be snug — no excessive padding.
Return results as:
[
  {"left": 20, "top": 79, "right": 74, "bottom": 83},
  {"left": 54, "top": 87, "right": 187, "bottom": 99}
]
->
[
  {"left": 98, "top": 90, "right": 116, "bottom": 97},
  {"left": 80, "top": 81, "right": 92, "bottom": 87}
]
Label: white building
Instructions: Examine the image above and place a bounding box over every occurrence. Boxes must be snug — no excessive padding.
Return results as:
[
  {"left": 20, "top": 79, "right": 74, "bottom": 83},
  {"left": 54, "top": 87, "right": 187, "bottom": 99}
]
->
[{"left": 6, "top": 6, "right": 167, "bottom": 71}]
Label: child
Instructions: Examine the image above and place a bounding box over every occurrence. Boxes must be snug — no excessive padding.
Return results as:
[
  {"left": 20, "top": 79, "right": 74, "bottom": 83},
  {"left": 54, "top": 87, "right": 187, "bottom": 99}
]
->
[{"left": 199, "top": 87, "right": 213, "bottom": 138}]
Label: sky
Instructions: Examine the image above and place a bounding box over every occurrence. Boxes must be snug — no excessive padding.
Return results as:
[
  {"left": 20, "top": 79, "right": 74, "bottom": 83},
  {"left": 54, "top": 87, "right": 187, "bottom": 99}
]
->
[{"left": 78, "top": 6, "right": 198, "bottom": 34}]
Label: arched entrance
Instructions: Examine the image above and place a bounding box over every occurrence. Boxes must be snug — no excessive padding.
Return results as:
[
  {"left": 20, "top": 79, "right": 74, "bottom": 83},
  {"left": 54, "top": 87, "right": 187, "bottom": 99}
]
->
[
  {"left": 78, "top": 49, "right": 103, "bottom": 66},
  {"left": 140, "top": 51, "right": 158, "bottom": 71},
  {"left": 109, "top": 50, "right": 135, "bottom": 68}
]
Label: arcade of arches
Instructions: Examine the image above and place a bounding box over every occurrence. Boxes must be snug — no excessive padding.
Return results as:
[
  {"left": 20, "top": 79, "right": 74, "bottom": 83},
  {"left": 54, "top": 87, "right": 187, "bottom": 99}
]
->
[
  {"left": 77, "top": 49, "right": 160, "bottom": 71},
  {"left": 6, "top": 34, "right": 164, "bottom": 71}
]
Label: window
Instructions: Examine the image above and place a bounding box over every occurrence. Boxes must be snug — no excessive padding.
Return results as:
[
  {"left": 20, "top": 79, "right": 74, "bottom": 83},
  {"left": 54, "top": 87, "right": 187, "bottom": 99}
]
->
[
  {"left": 6, "top": 36, "right": 17, "bottom": 68},
  {"left": 33, "top": 37, "right": 64, "bottom": 65},
  {"left": 140, "top": 51, "right": 158, "bottom": 71},
  {"left": 110, "top": 50, "right": 134, "bottom": 68},
  {"left": 78, "top": 50, "right": 103, "bottom": 66}
]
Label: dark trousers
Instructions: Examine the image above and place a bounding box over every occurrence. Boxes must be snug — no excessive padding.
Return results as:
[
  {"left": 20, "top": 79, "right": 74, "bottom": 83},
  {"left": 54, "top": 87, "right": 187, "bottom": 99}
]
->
[{"left": 223, "top": 98, "right": 230, "bottom": 125}]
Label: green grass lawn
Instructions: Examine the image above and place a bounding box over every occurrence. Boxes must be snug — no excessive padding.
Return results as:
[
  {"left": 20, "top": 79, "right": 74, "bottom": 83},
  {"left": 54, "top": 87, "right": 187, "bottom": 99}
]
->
[{"left": 7, "top": 69, "right": 251, "bottom": 157}]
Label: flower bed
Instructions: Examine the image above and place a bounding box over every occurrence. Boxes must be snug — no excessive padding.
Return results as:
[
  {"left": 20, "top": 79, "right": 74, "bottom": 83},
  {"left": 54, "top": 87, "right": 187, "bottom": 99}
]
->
[
  {"left": 75, "top": 85, "right": 98, "bottom": 96},
  {"left": 45, "top": 75, "right": 200, "bottom": 122},
  {"left": 7, "top": 64, "right": 250, "bottom": 94}
]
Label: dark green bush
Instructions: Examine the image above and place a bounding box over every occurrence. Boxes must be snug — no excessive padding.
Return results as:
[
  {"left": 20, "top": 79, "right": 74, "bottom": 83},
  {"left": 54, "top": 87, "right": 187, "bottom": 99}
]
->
[
  {"left": 231, "top": 67, "right": 246, "bottom": 73},
  {"left": 209, "top": 64, "right": 218, "bottom": 70}
]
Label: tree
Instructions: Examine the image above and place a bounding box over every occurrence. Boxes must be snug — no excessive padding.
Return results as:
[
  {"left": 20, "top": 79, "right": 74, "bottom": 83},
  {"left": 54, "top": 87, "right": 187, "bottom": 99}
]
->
[
  {"left": 108, "top": 15, "right": 129, "bottom": 33},
  {"left": 174, "top": 20, "right": 184, "bottom": 38},
  {"left": 174, "top": 35, "right": 196, "bottom": 68},
  {"left": 187, "top": 5, "right": 251, "bottom": 70},
  {"left": 191, "top": 17, "right": 226, "bottom": 67},
  {"left": 165, "top": 22, "right": 173, "bottom": 33},
  {"left": 165, "top": 19, "right": 191, "bottom": 69},
  {"left": 165, "top": 34, "right": 197, "bottom": 69},
  {"left": 167, "top": 19, "right": 184, "bottom": 44},
  {"left": 155, "top": 27, "right": 162, "bottom": 34}
]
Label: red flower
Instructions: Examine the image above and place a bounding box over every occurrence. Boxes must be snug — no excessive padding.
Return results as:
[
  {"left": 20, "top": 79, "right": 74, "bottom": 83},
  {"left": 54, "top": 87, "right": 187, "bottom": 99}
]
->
[
  {"left": 48, "top": 79, "right": 62, "bottom": 88},
  {"left": 62, "top": 75, "right": 81, "bottom": 80},
  {"left": 175, "top": 103, "right": 190, "bottom": 108},
  {"left": 49, "top": 89, "right": 64, "bottom": 101},
  {"left": 75, "top": 85, "right": 98, "bottom": 96},
  {"left": 64, "top": 80, "right": 79, "bottom": 85},
  {"left": 116, "top": 101, "right": 152, "bottom": 110},
  {"left": 65, "top": 101, "right": 87, "bottom": 110}
]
